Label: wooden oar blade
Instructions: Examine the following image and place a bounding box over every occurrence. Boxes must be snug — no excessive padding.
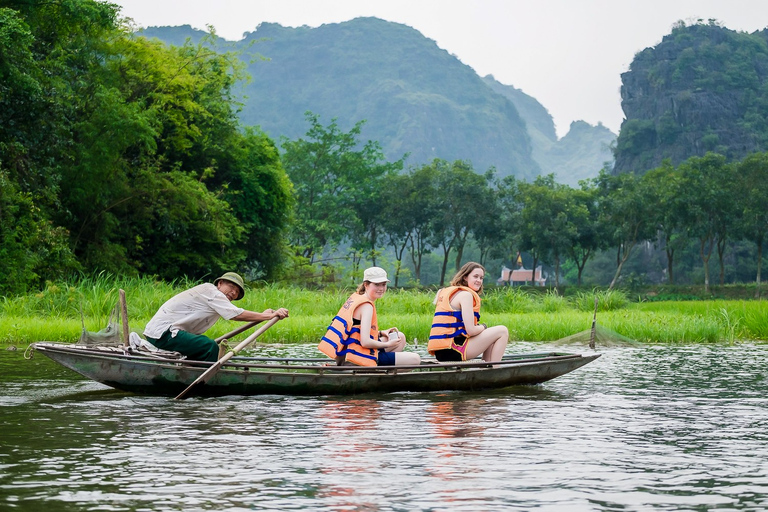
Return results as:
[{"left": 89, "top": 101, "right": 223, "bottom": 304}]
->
[{"left": 174, "top": 354, "right": 233, "bottom": 400}]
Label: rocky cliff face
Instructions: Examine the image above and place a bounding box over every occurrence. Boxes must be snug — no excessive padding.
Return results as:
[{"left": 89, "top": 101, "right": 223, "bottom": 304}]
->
[{"left": 613, "top": 22, "right": 768, "bottom": 175}]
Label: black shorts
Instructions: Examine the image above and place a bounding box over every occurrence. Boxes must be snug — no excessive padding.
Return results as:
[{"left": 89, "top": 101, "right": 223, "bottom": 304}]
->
[{"left": 434, "top": 336, "right": 467, "bottom": 362}]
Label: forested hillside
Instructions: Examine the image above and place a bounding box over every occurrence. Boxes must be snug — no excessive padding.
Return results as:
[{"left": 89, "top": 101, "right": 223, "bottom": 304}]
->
[
  {"left": 614, "top": 21, "right": 768, "bottom": 174},
  {"left": 142, "top": 18, "right": 615, "bottom": 182},
  {"left": 5, "top": 4, "right": 765, "bottom": 295},
  {"left": 482, "top": 76, "right": 616, "bottom": 186}
]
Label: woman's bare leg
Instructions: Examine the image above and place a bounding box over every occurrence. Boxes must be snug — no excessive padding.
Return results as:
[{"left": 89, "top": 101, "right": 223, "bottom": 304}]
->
[
  {"left": 382, "top": 332, "right": 420, "bottom": 365},
  {"left": 465, "top": 325, "right": 509, "bottom": 362},
  {"left": 394, "top": 351, "right": 421, "bottom": 365}
]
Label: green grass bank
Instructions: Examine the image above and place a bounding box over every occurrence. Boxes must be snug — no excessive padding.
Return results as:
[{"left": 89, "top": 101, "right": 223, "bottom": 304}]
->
[{"left": 2, "top": 276, "right": 767, "bottom": 346}]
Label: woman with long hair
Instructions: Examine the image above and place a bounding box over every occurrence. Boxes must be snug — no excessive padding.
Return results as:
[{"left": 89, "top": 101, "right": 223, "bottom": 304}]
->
[{"left": 428, "top": 262, "right": 508, "bottom": 363}]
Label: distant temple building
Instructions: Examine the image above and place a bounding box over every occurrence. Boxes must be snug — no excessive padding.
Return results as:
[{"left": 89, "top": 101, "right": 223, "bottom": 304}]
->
[{"left": 497, "top": 253, "right": 546, "bottom": 286}]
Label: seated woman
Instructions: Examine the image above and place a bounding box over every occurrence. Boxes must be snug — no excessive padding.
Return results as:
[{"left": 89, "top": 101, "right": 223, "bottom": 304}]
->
[
  {"left": 318, "top": 267, "right": 421, "bottom": 367},
  {"left": 428, "top": 262, "right": 508, "bottom": 363}
]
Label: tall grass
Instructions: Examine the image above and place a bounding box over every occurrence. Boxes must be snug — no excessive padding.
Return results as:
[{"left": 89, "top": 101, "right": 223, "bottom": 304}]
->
[
  {"left": 572, "top": 289, "right": 630, "bottom": 312},
  {"left": 482, "top": 286, "right": 539, "bottom": 313},
  {"left": 2, "top": 276, "right": 767, "bottom": 345}
]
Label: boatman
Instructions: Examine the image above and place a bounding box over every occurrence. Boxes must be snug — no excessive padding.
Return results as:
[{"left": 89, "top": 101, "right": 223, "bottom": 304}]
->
[{"left": 143, "top": 272, "right": 289, "bottom": 362}]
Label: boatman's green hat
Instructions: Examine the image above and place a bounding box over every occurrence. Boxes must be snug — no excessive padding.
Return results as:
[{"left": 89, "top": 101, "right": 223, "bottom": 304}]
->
[{"left": 214, "top": 272, "right": 245, "bottom": 300}]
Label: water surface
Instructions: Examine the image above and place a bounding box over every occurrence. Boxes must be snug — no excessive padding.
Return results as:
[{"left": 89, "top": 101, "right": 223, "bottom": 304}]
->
[{"left": 1, "top": 343, "right": 767, "bottom": 511}]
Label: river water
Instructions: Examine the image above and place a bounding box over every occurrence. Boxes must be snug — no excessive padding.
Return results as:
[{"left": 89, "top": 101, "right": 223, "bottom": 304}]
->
[{"left": 1, "top": 342, "right": 767, "bottom": 511}]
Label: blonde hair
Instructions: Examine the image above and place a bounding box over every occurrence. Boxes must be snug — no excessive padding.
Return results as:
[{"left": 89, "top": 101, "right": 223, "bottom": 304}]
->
[{"left": 450, "top": 262, "right": 485, "bottom": 294}]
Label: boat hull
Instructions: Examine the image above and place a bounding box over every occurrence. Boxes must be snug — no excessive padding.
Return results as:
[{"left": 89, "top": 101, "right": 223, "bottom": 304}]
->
[{"left": 31, "top": 343, "right": 601, "bottom": 397}]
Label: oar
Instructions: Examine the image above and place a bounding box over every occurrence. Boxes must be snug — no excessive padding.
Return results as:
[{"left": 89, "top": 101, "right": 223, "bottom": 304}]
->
[
  {"left": 215, "top": 321, "right": 260, "bottom": 344},
  {"left": 589, "top": 296, "right": 598, "bottom": 350},
  {"left": 119, "top": 289, "right": 130, "bottom": 348},
  {"left": 175, "top": 317, "right": 280, "bottom": 400}
]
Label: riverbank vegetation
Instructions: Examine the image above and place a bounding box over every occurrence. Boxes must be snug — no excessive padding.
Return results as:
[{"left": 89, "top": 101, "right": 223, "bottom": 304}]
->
[
  {"left": 2, "top": 276, "right": 766, "bottom": 347},
  {"left": 2, "top": 2, "right": 767, "bottom": 300}
]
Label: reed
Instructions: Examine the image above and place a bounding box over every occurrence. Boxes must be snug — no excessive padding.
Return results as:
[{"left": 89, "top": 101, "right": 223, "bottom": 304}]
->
[
  {"left": 541, "top": 290, "right": 569, "bottom": 313},
  {"left": 572, "top": 289, "right": 630, "bottom": 312},
  {"left": 481, "top": 286, "right": 539, "bottom": 313},
  {"left": 2, "top": 277, "right": 767, "bottom": 345}
]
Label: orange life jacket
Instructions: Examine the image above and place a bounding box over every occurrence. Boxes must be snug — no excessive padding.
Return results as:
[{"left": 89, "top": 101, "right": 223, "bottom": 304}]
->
[
  {"left": 318, "top": 292, "right": 379, "bottom": 366},
  {"left": 428, "top": 286, "right": 481, "bottom": 355}
]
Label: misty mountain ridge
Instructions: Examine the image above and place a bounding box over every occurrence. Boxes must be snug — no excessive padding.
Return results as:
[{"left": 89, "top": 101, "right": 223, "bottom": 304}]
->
[{"left": 140, "top": 17, "right": 615, "bottom": 185}]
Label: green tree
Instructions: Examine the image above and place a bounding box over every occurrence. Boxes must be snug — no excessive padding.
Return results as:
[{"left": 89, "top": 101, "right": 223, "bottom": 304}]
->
[
  {"left": 494, "top": 176, "right": 524, "bottom": 274},
  {"left": 472, "top": 178, "right": 507, "bottom": 267},
  {"left": 347, "top": 149, "right": 404, "bottom": 269},
  {"left": 401, "top": 164, "right": 440, "bottom": 283},
  {"left": 379, "top": 171, "right": 438, "bottom": 287},
  {"left": 676, "top": 153, "right": 735, "bottom": 292},
  {"left": 594, "top": 170, "right": 656, "bottom": 289},
  {"left": 643, "top": 161, "right": 689, "bottom": 284},
  {"left": 428, "top": 160, "right": 492, "bottom": 285},
  {"left": 209, "top": 128, "right": 294, "bottom": 278},
  {"left": 1, "top": 1, "right": 292, "bottom": 285},
  {"left": 0, "top": 171, "right": 79, "bottom": 294},
  {"left": 735, "top": 152, "right": 768, "bottom": 297},
  {"left": 516, "top": 175, "right": 585, "bottom": 289},
  {"left": 282, "top": 113, "right": 398, "bottom": 265},
  {"left": 565, "top": 184, "right": 603, "bottom": 286}
]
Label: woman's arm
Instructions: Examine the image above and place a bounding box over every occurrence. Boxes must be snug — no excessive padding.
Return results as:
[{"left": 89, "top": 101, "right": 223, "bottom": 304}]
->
[
  {"left": 455, "top": 291, "right": 486, "bottom": 338},
  {"left": 357, "top": 303, "right": 399, "bottom": 349}
]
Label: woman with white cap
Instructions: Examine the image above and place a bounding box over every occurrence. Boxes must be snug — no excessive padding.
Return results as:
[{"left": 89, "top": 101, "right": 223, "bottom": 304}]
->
[
  {"left": 318, "top": 266, "right": 421, "bottom": 366},
  {"left": 143, "top": 272, "right": 289, "bottom": 362}
]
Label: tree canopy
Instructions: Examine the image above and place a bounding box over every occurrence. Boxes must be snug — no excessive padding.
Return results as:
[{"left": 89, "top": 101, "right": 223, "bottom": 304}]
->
[{"left": 0, "top": 0, "right": 292, "bottom": 294}]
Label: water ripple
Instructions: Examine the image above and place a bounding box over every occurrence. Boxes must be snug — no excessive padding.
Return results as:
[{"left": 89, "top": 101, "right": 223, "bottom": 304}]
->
[{"left": 2, "top": 345, "right": 768, "bottom": 510}]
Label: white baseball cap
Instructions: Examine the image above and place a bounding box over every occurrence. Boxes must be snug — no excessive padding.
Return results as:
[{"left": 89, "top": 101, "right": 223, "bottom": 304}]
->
[{"left": 363, "top": 267, "right": 390, "bottom": 283}]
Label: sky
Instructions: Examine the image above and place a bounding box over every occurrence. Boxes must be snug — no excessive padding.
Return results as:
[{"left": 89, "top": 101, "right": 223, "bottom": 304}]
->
[{"left": 112, "top": 0, "right": 768, "bottom": 138}]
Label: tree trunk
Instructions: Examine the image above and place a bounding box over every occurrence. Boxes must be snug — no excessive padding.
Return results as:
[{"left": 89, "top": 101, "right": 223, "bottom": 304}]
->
[
  {"left": 573, "top": 248, "right": 590, "bottom": 286},
  {"left": 408, "top": 236, "right": 423, "bottom": 283},
  {"left": 665, "top": 233, "right": 675, "bottom": 284},
  {"left": 392, "top": 236, "right": 409, "bottom": 287},
  {"left": 350, "top": 250, "right": 363, "bottom": 278},
  {"left": 700, "top": 237, "right": 713, "bottom": 294},
  {"left": 454, "top": 243, "right": 465, "bottom": 272},
  {"left": 666, "top": 247, "right": 675, "bottom": 284},
  {"left": 609, "top": 259, "right": 625, "bottom": 290},
  {"left": 479, "top": 246, "right": 489, "bottom": 266},
  {"left": 756, "top": 238, "right": 763, "bottom": 299},
  {"left": 609, "top": 242, "right": 637, "bottom": 290},
  {"left": 369, "top": 225, "right": 378, "bottom": 266},
  {"left": 439, "top": 245, "right": 451, "bottom": 287},
  {"left": 717, "top": 236, "right": 727, "bottom": 285}
]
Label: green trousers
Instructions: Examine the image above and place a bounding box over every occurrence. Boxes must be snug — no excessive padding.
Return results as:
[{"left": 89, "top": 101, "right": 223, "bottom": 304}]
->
[{"left": 147, "top": 329, "right": 219, "bottom": 362}]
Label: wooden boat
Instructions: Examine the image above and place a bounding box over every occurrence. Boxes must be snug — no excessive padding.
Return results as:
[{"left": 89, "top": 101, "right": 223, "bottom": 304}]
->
[{"left": 29, "top": 342, "right": 600, "bottom": 397}]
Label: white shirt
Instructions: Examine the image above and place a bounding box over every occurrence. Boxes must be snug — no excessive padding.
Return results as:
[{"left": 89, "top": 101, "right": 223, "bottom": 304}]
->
[{"left": 143, "top": 283, "right": 244, "bottom": 339}]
